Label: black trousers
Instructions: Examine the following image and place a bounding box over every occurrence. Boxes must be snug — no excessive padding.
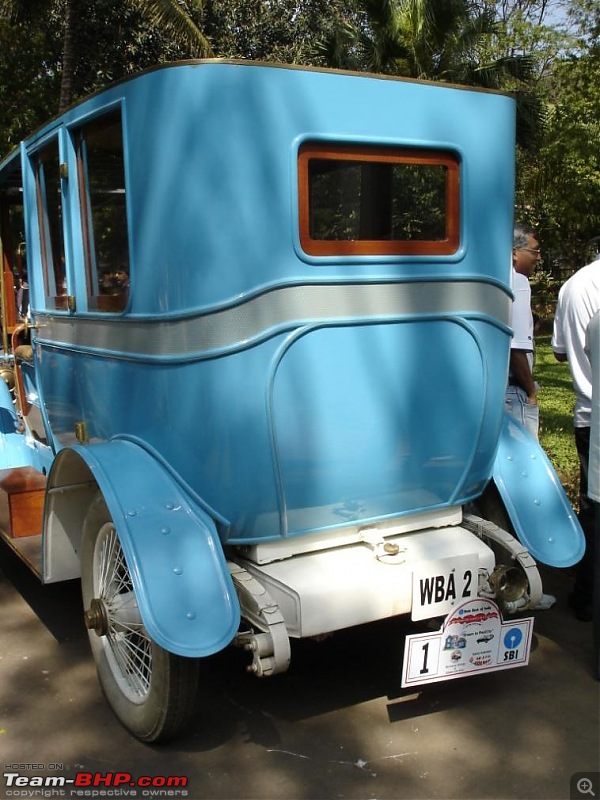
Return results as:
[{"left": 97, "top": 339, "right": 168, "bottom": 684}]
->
[
  {"left": 575, "top": 427, "right": 595, "bottom": 599},
  {"left": 595, "top": 502, "right": 600, "bottom": 681}
]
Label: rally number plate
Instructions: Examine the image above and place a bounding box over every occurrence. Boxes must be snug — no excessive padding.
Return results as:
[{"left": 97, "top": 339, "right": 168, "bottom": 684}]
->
[{"left": 401, "top": 598, "right": 534, "bottom": 688}]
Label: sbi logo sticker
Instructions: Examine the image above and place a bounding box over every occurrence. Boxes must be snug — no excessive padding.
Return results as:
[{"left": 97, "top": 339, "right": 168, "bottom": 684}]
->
[{"left": 503, "top": 628, "right": 523, "bottom": 650}]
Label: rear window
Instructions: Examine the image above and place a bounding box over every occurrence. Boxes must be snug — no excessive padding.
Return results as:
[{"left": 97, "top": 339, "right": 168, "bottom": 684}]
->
[{"left": 298, "top": 143, "right": 460, "bottom": 257}]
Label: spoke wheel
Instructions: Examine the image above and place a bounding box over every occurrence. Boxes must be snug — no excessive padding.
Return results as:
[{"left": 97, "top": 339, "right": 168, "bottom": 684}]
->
[{"left": 81, "top": 493, "right": 200, "bottom": 742}]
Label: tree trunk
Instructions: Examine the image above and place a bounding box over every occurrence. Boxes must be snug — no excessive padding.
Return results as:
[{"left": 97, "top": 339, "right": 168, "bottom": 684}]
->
[{"left": 58, "top": 0, "right": 76, "bottom": 113}]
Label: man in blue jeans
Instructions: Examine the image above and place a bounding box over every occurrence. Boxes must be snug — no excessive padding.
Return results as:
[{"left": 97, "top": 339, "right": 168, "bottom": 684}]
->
[{"left": 506, "top": 222, "right": 542, "bottom": 437}]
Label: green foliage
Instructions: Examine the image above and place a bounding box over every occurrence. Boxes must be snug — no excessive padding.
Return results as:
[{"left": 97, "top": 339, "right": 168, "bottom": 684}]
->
[
  {"left": 69, "top": 2, "right": 190, "bottom": 94},
  {"left": 536, "top": 335, "right": 580, "bottom": 505},
  {"left": 514, "top": 1, "right": 600, "bottom": 270},
  {"left": 133, "top": 0, "right": 210, "bottom": 57},
  {"left": 322, "top": 0, "right": 503, "bottom": 80},
  {"left": 0, "top": 2, "right": 194, "bottom": 156},
  {"left": 200, "top": 0, "right": 355, "bottom": 64},
  {"left": 0, "top": 11, "right": 62, "bottom": 154}
]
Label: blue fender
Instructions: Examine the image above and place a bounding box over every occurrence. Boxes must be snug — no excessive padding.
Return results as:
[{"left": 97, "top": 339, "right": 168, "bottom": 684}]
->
[
  {"left": 492, "top": 414, "right": 585, "bottom": 567},
  {"left": 59, "top": 439, "right": 240, "bottom": 658}
]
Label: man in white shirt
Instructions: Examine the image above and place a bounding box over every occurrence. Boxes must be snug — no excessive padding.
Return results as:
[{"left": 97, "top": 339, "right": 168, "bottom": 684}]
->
[
  {"left": 506, "top": 223, "right": 542, "bottom": 437},
  {"left": 552, "top": 260, "right": 600, "bottom": 622}
]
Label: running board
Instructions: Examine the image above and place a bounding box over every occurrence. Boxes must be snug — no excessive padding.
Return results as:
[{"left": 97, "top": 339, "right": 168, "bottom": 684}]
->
[{"left": 0, "top": 531, "right": 43, "bottom": 576}]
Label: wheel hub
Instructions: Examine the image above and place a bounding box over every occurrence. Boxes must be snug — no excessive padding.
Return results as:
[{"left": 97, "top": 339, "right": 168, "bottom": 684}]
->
[{"left": 84, "top": 597, "right": 109, "bottom": 637}]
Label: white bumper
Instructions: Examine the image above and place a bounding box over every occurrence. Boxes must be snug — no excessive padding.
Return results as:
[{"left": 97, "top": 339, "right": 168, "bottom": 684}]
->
[{"left": 234, "top": 522, "right": 495, "bottom": 638}]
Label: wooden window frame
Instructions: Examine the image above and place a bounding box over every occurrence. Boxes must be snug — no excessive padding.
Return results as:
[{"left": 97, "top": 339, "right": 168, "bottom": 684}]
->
[
  {"left": 75, "top": 130, "right": 96, "bottom": 300},
  {"left": 298, "top": 142, "right": 460, "bottom": 257},
  {"left": 34, "top": 142, "right": 68, "bottom": 310}
]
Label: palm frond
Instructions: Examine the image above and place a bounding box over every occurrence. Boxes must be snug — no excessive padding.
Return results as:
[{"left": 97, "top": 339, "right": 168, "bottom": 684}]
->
[
  {"left": 131, "top": 0, "right": 212, "bottom": 57},
  {"left": 514, "top": 88, "right": 548, "bottom": 150}
]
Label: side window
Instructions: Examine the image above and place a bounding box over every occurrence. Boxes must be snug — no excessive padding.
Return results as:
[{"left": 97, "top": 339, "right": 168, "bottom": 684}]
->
[
  {"left": 298, "top": 143, "right": 460, "bottom": 257},
  {"left": 75, "top": 109, "right": 130, "bottom": 312},
  {"left": 0, "top": 158, "right": 26, "bottom": 324},
  {"left": 34, "top": 138, "right": 68, "bottom": 309}
]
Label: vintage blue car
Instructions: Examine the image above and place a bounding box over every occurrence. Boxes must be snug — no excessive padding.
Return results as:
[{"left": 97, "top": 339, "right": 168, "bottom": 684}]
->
[{"left": 0, "top": 60, "right": 584, "bottom": 741}]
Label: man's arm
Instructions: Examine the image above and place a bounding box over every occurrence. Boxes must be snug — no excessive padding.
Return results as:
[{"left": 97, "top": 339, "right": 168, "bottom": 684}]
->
[
  {"left": 509, "top": 349, "right": 538, "bottom": 403},
  {"left": 551, "top": 291, "right": 566, "bottom": 362}
]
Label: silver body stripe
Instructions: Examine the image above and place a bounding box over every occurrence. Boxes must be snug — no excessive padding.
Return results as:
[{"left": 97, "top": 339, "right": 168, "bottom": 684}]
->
[{"left": 33, "top": 281, "right": 511, "bottom": 359}]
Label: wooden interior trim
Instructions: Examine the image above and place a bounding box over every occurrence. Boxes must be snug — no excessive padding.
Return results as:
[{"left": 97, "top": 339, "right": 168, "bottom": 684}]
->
[
  {"left": 34, "top": 158, "right": 52, "bottom": 298},
  {"left": 34, "top": 149, "right": 69, "bottom": 309},
  {"left": 298, "top": 142, "right": 460, "bottom": 257},
  {"left": 75, "top": 131, "right": 95, "bottom": 299},
  {"left": 93, "top": 293, "right": 127, "bottom": 312}
]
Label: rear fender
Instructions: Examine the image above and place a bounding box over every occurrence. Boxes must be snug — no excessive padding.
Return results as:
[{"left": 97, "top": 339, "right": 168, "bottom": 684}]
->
[
  {"left": 492, "top": 414, "right": 585, "bottom": 567},
  {"left": 47, "top": 440, "right": 240, "bottom": 657}
]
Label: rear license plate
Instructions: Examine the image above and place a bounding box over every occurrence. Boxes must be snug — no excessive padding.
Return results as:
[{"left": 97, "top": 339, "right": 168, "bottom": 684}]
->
[{"left": 412, "top": 556, "right": 477, "bottom": 621}]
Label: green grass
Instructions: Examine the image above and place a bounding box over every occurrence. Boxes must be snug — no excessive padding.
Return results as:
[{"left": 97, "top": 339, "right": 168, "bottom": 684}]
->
[{"left": 536, "top": 334, "right": 580, "bottom": 506}]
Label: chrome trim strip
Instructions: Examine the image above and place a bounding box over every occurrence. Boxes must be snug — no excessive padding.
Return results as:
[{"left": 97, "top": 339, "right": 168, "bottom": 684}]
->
[{"left": 34, "top": 281, "right": 510, "bottom": 360}]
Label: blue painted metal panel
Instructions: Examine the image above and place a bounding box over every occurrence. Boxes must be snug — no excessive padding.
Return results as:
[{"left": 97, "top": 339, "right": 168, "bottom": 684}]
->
[
  {"left": 271, "top": 320, "right": 490, "bottom": 533},
  {"left": 0, "top": 379, "right": 30, "bottom": 467},
  {"left": 492, "top": 414, "right": 585, "bottom": 567},
  {"left": 18, "top": 62, "right": 515, "bottom": 318},
  {"left": 120, "top": 64, "right": 514, "bottom": 310},
  {"left": 59, "top": 440, "right": 240, "bottom": 656},
  {"left": 34, "top": 312, "right": 511, "bottom": 542},
  {"left": 0, "top": 377, "right": 52, "bottom": 474}
]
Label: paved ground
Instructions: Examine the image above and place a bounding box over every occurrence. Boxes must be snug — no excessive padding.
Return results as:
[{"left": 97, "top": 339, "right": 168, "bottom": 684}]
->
[{"left": 0, "top": 537, "right": 598, "bottom": 800}]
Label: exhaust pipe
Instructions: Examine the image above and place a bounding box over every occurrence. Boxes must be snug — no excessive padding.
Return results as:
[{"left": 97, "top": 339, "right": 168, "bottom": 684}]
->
[{"left": 488, "top": 565, "right": 528, "bottom": 603}]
